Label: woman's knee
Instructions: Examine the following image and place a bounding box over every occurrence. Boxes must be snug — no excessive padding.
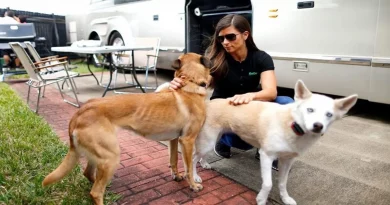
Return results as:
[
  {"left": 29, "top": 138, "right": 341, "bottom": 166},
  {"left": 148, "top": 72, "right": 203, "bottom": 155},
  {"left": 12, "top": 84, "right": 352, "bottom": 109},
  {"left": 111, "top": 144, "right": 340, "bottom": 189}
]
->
[
  {"left": 220, "top": 133, "right": 253, "bottom": 150},
  {"left": 274, "top": 96, "right": 294, "bottom": 105}
]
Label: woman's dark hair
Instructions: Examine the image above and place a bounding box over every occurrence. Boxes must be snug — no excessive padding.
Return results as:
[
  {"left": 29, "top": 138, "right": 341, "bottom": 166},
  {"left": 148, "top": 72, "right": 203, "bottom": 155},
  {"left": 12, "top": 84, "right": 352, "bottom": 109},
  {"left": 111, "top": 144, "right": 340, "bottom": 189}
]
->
[
  {"left": 5, "top": 10, "right": 15, "bottom": 17},
  {"left": 206, "top": 14, "right": 259, "bottom": 83},
  {"left": 18, "top": 15, "right": 27, "bottom": 23}
]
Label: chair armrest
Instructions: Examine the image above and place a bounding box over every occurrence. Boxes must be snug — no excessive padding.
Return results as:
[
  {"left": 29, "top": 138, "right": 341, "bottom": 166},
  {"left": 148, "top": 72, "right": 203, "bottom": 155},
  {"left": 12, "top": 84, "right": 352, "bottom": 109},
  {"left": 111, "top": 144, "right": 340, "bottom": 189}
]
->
[
  {"left": 34, "top": 57, "right": 68, "bottom": 65},
  {"left": 53, "top": 56, "right": 68, "bottom": 61},
  {"left": 40, "top": 55, "right": 59, "bottom": 60},
  {"left": 147, "top": 54, "right": 158, "bottom": 58},
  {"left": 35, "top": 61, "right": 67, "bottom": 71}
]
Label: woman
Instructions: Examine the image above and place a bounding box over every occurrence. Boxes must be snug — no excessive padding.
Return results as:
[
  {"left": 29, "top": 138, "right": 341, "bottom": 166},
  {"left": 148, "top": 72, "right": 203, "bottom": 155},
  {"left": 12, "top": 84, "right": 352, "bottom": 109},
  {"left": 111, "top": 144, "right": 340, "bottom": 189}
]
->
[
  {"left": 1, "top": 10, "right": 21, "bottom": 70},
  {"left": 169, "top": 14, "right": 294, "bottom": 169}
]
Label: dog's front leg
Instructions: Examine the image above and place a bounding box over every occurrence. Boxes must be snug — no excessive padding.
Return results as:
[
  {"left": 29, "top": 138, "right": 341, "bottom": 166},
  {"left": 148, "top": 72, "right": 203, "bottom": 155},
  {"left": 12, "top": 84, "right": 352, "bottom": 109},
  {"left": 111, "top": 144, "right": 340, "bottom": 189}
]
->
[
  {"left": 278, "top": 157, "right": 297, "bottom": 205},
  {"left": 179, "top": 135, "right": 203, "bottom": 192},
  {"left": 256, "top": 149, "right": 276, "bottom": 205},
  {"left": 192, "top": 154, "right": 202, "bottom": 183},
  {"left": 169, "top": 138, "right": 183, "bottom": 181}
]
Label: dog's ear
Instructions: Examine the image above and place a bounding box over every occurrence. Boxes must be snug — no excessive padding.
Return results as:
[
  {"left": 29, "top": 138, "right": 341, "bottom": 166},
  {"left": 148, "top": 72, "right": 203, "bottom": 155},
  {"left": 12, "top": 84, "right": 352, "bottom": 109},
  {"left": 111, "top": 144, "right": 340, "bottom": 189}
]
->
[
  {"left": 200, "top": 56, "right": 212, "bottom": 69},
  {"left": 294, "top": 80, "right": 312, "bottom": 101},
  {"left": 171, "top": 59, "right": 181, "bottom": 70},
  {"left": 334, "top": 94, "right": 358, "bottom": 117}
]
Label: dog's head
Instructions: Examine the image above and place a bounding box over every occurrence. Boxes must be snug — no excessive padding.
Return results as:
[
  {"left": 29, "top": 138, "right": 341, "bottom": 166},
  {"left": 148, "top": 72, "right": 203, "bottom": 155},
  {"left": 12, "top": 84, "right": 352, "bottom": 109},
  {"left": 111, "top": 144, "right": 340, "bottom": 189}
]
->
[
  {"left": 171, "top": 52, "right": 212, "bottom": 89},
  {"left": 293, "top": 80, "right": 358, "bottom": 135}
]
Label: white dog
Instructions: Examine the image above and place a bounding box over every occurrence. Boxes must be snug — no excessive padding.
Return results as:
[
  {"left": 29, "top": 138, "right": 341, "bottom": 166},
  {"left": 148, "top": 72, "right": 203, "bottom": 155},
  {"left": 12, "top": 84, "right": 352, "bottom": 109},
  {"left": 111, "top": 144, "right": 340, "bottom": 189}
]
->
[{"left": 192, "top": 80, "right": 358, "bottom": 205}]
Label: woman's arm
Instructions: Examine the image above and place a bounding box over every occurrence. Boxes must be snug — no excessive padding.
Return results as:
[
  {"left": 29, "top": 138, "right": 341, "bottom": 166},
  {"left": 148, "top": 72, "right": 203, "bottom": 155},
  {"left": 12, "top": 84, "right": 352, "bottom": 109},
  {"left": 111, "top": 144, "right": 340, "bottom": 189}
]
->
[
  {"left": 228, "top": 70, "right": 277, "bottom": 105},
  {"left": 253, "top": 70, "right": 277, "bottom": 101},
  {"left": 168, "top": 76, "right": 186, "bottom": 90}
]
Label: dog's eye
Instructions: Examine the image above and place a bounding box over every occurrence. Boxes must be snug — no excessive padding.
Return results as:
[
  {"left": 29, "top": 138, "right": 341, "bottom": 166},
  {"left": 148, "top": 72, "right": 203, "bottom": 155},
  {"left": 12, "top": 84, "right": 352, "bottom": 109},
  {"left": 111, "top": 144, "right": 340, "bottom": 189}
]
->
[
  {"left": 326, "top": 112, "right": 333, "bottom": 118},
  {"left": 307, "top": 108, "right": 314, "bottom": 113},
  {"left": 199, "top": 82, "right": 207, "bottom": 87}
]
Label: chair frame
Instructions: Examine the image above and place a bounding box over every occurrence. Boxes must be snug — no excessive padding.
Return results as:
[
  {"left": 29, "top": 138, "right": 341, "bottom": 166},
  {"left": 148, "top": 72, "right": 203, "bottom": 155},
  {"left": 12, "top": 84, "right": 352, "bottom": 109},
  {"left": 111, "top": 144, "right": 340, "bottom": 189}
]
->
[{"left": 100, "top": 37, "right": 161, "bottom": 91}]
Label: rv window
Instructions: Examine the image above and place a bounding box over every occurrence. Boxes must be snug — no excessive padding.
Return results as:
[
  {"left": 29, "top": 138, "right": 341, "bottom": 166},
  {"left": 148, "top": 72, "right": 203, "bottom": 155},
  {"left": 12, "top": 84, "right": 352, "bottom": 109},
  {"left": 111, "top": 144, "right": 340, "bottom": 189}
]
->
[{"left": 114, "top": 0, "right": 144, "bottom": 4}]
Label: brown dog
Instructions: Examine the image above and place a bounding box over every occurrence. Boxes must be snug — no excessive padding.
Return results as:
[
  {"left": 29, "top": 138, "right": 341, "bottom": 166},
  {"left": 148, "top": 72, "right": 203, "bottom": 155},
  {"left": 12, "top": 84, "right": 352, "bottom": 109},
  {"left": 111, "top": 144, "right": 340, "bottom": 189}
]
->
[{"left": 42, "top": 53, "right": 212, "bottom": 205}]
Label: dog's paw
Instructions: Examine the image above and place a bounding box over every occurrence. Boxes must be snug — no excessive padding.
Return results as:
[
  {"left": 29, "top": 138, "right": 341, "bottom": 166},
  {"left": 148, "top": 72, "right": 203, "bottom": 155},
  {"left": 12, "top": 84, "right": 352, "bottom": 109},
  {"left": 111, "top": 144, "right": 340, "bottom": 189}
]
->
[
  {"left": 190, "top": 183, "right": 203, "bottom": 192},
  {"left": 256, "top": 198, "right": 267, "bottom": 205},
  {"left": 194, "top": 174, "right": 203, "bottom": 183},
  {"left": 200, "top": 161, "right": 211, "bottom": 169},
  {"left": 172, "top": 174, "right": 184, "bottom": 182},
  {"left": 282, "top": 196, "right": 297, "bottom": 205}
]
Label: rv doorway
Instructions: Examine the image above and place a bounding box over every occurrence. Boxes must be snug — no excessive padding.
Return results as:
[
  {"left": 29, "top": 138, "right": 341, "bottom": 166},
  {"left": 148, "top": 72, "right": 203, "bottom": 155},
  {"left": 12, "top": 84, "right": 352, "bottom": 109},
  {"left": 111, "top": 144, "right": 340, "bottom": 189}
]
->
[{"left": 185, "top": 0, "right": 252, "bottom": 54}]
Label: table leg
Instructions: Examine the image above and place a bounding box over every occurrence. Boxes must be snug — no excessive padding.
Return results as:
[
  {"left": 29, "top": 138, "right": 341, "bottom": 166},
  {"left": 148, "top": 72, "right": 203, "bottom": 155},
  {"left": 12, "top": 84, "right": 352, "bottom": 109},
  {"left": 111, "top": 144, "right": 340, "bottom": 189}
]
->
[
  {"left": 102, "top": 54, "right": 114, "bottom": 97},
  {"left": 131, "top": 50, "right": 145, "bottom": 93},
  {"left": 87, "top": 54, "right": 99, "bottom": 85}
]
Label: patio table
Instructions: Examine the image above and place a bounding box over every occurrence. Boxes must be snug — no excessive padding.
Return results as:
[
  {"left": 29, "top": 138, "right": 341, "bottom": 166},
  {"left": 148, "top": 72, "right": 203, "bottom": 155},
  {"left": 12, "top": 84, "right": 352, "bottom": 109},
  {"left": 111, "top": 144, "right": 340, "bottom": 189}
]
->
[{"left": 51, "top": 45, "right": 153, "bottom": 96}]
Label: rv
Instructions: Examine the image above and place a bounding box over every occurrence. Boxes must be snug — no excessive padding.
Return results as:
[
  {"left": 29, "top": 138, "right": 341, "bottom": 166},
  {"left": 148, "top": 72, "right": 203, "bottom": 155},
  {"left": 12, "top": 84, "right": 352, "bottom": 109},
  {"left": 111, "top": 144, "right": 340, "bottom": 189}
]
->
[{"left": 65, "top": 0, "right": 390, "bottom": 105}]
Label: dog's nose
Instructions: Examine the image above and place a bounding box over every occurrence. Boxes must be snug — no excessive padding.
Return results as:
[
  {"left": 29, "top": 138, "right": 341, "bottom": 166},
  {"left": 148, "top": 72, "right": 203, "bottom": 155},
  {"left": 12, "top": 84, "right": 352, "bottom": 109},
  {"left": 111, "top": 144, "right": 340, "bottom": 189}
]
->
[
  {"left": 313, "top": 122, "right": 323, "bottom": 133},
  {"left": 199, "top": 82, "right": 207, "bottom": 87}
]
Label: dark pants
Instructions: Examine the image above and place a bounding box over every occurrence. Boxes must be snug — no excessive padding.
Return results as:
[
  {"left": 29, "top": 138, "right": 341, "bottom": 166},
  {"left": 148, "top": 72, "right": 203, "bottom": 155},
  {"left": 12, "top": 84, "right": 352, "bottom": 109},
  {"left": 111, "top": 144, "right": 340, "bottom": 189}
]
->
[{"left": 219, "top": 96, "right": 295, "bottom": 149}]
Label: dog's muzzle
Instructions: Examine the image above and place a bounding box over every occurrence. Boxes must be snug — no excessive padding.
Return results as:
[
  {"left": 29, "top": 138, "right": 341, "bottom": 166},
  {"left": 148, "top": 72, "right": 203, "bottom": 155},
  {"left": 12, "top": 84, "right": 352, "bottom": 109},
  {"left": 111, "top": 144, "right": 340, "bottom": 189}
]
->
[{"left": 312, "top": 122, "right": 323, "bottom": 133}]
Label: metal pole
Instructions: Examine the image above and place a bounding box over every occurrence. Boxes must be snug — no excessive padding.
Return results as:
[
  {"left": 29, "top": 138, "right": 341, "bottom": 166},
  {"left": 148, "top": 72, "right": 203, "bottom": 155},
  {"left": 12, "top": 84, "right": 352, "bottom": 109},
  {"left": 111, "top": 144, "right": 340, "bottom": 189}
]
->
[{"left": 52, "top": 13, "right": 60, "bottom": 46}]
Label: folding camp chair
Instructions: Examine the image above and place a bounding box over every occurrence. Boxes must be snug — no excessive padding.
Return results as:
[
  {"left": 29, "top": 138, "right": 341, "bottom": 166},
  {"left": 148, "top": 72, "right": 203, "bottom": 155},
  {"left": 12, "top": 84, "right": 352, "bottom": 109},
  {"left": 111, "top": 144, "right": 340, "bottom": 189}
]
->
[{"left": 9, "top": 42, "right": 80, "bottom": 113}]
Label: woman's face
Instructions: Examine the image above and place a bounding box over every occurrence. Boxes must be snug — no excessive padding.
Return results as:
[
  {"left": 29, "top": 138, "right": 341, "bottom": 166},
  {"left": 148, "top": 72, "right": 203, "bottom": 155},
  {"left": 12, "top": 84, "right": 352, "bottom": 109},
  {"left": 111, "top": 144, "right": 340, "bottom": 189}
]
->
[{"left": 217, "top": 26, "right": 248, "bottom": 54}]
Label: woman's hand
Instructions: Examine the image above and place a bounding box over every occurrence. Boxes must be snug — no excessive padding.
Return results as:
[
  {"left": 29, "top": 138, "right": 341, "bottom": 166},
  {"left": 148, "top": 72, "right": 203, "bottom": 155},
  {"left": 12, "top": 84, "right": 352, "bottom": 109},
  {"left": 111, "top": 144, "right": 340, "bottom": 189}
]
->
[
  {"left": 228, "top": 93, "right": 256, "bottom": 105},
  {"left": 169, "top": 76, "right": 186, "bottom": 90}
]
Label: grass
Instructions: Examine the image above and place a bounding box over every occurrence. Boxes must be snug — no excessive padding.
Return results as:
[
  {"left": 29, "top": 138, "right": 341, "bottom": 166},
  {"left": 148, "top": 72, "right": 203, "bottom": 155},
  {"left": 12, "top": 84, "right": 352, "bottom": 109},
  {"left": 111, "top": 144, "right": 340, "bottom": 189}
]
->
[
  {"left": 3, "top": 72, "right": 29, "bottom": 80},
  {"left": 70, "top": 60, "right": 105, "bottom": 74},
  {"left": 5, "top": 60, "right": 106, "bottom": 80},
  {"left": 0, "top": 83, "right": 120, "bottom": 204}
]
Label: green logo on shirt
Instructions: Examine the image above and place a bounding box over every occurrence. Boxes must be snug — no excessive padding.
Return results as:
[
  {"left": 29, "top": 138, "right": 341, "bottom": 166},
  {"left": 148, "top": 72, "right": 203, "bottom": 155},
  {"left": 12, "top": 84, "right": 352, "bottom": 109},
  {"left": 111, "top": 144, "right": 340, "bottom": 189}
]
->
[{"left": 248, "top": 72, "right": 258, "bottom": 76}]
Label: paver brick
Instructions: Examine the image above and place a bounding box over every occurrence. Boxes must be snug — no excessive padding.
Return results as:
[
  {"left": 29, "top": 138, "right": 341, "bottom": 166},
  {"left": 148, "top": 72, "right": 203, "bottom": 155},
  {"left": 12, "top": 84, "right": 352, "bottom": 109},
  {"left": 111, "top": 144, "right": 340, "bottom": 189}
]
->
[
  {"left": 121, "top": 155, "right": 153, "bottom": 167},
  {"left": 148, "top": 149, "right": 169, "bottom": 159},
  {"left": 130, "top": 178, "right": 167, "bottom": 193},
  {"left": 149, "top": 191, "right": 189, "bottom": 205},
  {"left": 218, "top": 195, "right": 250, "bottom": 205},
  {"left": 115, "top": 164, "right": 149, "bottom": 177},
  {"left": 210, "top": 183, "right": 249, "bottom": 200},
  {"left": 213, "top": 175, "right": 233, "bottom": 186},
  {"left": 183, "top": 193, "right": 222, "bottom": 205},
  {"left": 110, "top": 174, "right": 140, "bottom": 190},
  {"left": 240, "top": 191, "right": 258, "bottom": 205},
  {"left": 117, "top": 189, "right": 161, "bottom": 205},
  {"left": 127, "top": 146, "right": 158, "bottom": 157},
  {"left": 155, "top": 180, "right": 189, "bottom": 196}
]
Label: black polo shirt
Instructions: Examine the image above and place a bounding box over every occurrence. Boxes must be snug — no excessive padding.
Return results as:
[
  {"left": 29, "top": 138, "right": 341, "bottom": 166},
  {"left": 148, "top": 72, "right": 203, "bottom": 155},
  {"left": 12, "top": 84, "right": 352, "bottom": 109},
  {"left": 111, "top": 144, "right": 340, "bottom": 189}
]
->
[{"left": 210, "top": 50, "right": 275, "bottom": 100}]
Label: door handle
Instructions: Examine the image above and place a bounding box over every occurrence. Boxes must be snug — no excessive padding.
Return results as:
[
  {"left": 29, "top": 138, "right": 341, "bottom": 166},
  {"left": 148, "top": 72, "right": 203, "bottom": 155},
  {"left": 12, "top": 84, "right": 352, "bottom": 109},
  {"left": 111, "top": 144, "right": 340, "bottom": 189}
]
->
[{"left": 297, "top": 1, "right": 315, "bottom": 9}]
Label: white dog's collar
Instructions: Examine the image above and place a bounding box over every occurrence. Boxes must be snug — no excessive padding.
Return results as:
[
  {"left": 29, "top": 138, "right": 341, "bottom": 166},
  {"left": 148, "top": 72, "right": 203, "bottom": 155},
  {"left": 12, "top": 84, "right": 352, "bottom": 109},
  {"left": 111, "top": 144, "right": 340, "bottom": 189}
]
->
[{"left": 291, "top": 122, "right": 305, "bottom": 136}]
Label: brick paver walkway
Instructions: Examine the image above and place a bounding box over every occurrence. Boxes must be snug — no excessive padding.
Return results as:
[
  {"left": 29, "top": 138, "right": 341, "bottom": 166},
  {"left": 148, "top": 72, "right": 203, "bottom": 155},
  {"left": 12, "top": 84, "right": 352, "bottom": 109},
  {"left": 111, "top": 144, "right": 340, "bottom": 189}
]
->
[{"left": 9, "top": 82, "right": 258, "bottom": 205}]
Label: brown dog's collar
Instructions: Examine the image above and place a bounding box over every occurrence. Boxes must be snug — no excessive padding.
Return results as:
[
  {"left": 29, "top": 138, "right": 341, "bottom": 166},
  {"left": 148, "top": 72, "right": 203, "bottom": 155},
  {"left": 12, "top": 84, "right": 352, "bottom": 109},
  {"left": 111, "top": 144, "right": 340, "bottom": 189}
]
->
[
  {"left": 177, "top": 75, "right": 208, "bottom": 88},
  {"left": 291, "top": 122, "right": 305, "bottom": 136}
]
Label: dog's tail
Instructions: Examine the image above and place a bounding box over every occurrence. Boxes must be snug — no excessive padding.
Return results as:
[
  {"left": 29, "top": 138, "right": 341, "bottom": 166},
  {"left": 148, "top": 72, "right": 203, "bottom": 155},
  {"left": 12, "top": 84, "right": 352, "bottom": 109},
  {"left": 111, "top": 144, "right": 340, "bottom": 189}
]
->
[
  {"left": 42, "top": 147, "right": 79, "bottom": 187},
  {"left": 42, "top": 130, "right": 80, "bottom": 187}
]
